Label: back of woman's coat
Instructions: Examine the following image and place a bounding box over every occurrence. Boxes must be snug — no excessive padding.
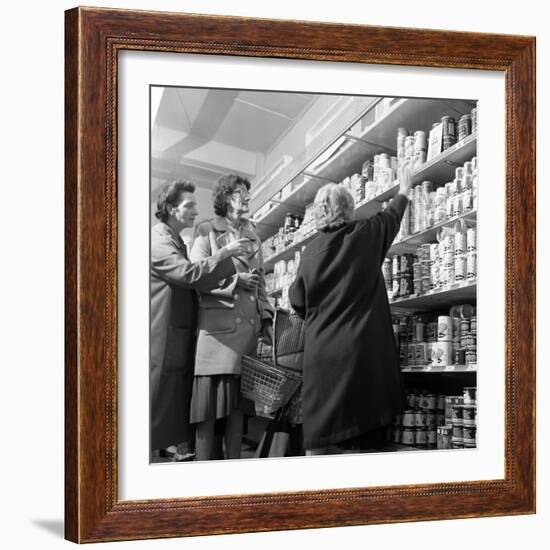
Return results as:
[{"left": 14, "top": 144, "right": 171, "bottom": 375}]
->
[
  {"left": 289, "top": 194, "right": 408, "bottom": 449},
  {"left": 150, "top": 222, "right": 234, "bottom": 450}
]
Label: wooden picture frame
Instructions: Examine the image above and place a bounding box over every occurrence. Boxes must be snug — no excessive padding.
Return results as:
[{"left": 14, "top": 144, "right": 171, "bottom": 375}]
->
[{"left": 65, "top": 6, "right": 536, "bottom": 543}]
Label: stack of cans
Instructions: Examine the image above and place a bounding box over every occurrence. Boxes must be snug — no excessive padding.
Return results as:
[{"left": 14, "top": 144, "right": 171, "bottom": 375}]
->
[
  {"left": 458, "top": 113, "right": 472, "bottom": 142},
  {"left": 441, "top": 115, "right": 457, "bottom": 151}
]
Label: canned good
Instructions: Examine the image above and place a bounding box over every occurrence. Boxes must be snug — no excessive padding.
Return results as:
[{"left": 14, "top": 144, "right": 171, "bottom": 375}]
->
[
  {"left": 467, "top": 228, "right": 477, "bottom": 252},
  {"left": 414, "top": 130, "right": 428, "bottom": 151},
  {"left": 467, "top": 252, "right": 477, "bottom": 280},
  {"left": 402, "top": 427, "right": 415, "bottom": 446},
  {"left": 415, "top": 410, "right": 427, "bottom": 427},
  {"left": 454, "top": 231, "right": 466, "bottom": 255},
  {"left": 383, "top": 258, "right": 392, "bottom": 287},
  {"left": 433, "top": 341, "right": 453, "bottom": 366},
  {"left": 471, "top": 107, "right": 478, "bottom": 132},
  {"left": 452, "top": 424, "right": 463, "bottom": 440},
  {"left": 464, "top": 161, "right": 474, "bottom": 176},
  {"left": 400, "top": 276, "right": 413, "bottom": 296},
  {"left": 362, "top": 159, "right": 374, "bottom": 180},
  {"left": 402, "top": 409, "right": 415, "bottom": 427},
  {"left": 463, "top": 405, "right": 477, "bottom": 426},
  {"left": 424, "top": 394, "right": 438, "bottom": 410},
  {"left": 430, "top": 263, "right": 440, "bottom": 290},
  {"left": 413, "top": 262, "right": 422, "bottom": 281},
  {"left": 438, "top": 316, "right": 453, "bottom": 341},
  {"left": 437, "top": 426, "right": 453, "bottom": 449},
  {"left": 392, "top": 255, "right": 401, "bottom": 277},
  {"left": 462, "top": 189, "right": 473, "bottom": 211},
  {"left": 470, "top": 316, "right": 477, "bottom": 334},
  {"left": 463, "top": 425, "right": 477, "bottom": 445},
  {"left": 453, "top": 194, "right": 463, "bottom": 216},
  {"left": 455, "top": 167, "right": 464, "bottom": 180},
  {"left": 437, "top": 395, "right": 446, "bottom": 409},
  {"left": 458, "top": 114, "right": 472, "bottom": 141},
  {"left": 406, "top": 392, "right": 417, "bottom": 408},
  {"left": 415, "top": 428, "right": 428, "bottom": 448},
  {"left": 452, "top": 437, "right": 464, "bottom": 449},
  {"left": 421, "top": 276, "right": 431, "bottom": 294},
  {"left": 460, "top": 318, "right": 470, "bottom": 332},
  {"left": 463, "top": 386, "right": 477, "bottom": 404},
  {"left": 445, "top": 396, "right": 463, "bottom": 422},
  {"left": 407, "top": 343, "right": 415, "bottom": 365},
  {"left": 436, "top": 410, "right": 446, "bottom": 426},
  {"left": 455, "top": 347, "right": 466, "bottom": 365},
  {"left": 451, "top": 405, "right": 463, "bottom": 425},
  {"left": 441, "top": 116, "right": 456, "bottom": 137},
  {"left": 442, "top": 135, "right": 457, "bottom": 151},
  {"left": 426, "top": 411, "right": 437, "bottom": 427},
  {"left": 428, "top": 428, "right": 437, "bottom": 448},
  {"left": 455, "top": 255, "right": 466, "bottom": 281},
  {"left": 415, "top": 343, "right": 428, "bottom": 365},
  {"left": 426, "top": 322, "right": 438, "bottom": 341}
]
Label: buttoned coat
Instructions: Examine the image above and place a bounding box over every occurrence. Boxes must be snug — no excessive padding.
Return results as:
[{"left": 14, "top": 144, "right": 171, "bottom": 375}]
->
[
  {"left": 190, "top": 216, "right": 273, "bottom": 376},
  {"left": 150, "top": 222, "right": 235, "bottom": 450},
  {"left": 289, "top": 194, "right": 409, "bottom": 449}
]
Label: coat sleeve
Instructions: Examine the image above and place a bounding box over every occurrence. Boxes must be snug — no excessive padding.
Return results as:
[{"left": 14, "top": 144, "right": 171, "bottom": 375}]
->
[
  {"left": 369, "top": 193, "right": 409, "bottom": 261},
  {"left": 190, "top": 223, "right": 239, "bottom": 297},
  {"left": 289, "top": 263, "right": 306, "bottom": 319},
  {"left": 151, "top": 233, "right": 234, "bottom": 291}
]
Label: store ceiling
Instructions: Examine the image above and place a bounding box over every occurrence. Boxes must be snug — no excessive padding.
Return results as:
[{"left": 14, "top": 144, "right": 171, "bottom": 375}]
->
[{"left": 151, "top": 87, "right": 318, "bottom": 194}]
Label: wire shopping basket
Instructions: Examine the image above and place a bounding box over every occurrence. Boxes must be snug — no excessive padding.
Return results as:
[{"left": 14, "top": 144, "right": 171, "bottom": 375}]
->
[{"left": 241, "top": 308, "right": 305, "bottom": 421}]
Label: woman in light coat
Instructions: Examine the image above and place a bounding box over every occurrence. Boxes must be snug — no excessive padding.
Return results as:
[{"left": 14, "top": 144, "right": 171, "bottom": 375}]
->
[{"left": 190, "top": 174, "right": 273, "bottom": 460}]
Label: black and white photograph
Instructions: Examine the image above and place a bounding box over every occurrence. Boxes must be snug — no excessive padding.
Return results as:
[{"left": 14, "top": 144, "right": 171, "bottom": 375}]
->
[{"left": 149, "top": 87, "right": 479, "bottom": 463}]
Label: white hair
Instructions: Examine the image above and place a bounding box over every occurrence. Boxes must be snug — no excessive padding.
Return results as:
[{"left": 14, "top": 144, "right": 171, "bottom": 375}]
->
[{"left": 313, "top": 183, "right": 355, "bottom": 231}]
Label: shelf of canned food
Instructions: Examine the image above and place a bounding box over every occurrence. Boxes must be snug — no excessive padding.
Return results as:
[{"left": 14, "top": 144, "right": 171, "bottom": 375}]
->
[
  {"left": 262, "top": 152, "right": 477, "bottom": 273},
  {"left": 252, "top": 97, "right": 476, "bottom": 242},
  {"left": 389, "top": 280, "right": 476, "bottom": 311}
]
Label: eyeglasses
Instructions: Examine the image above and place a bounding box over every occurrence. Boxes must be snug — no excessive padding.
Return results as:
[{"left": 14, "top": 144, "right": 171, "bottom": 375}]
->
[{"left": 231, "top": 190, "right": 251, "bottom": 199}]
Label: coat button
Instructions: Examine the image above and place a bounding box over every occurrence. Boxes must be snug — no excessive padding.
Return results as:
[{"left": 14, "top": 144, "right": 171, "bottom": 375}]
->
[
  {"left": 235, "top": 317, "right": 242, "bottom": 325},
  {"left": 249, "top": 295, "right": 255, "bottom": 302},
  {"left": 218, "top": 279, "right": 225, "bottom": 287},
  {"left": 234, "top": 294, "right": 240, "bottom": 300},
  {"left": 249, "top": 319, "right": 255, "bottom": 325}
]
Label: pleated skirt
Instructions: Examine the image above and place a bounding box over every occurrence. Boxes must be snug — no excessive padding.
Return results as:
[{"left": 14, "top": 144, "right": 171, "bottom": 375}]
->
[{"left": 190, "top": 374, "right": 241, "bottom": 424}]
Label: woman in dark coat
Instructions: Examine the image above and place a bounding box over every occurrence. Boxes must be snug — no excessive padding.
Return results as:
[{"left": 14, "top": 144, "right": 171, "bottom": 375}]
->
[
  {"left": 151, "top": 180, "right": 249, "bottom": 461},
  {"left": 289, "top": 166, "right": 412, "bottom": 454}
]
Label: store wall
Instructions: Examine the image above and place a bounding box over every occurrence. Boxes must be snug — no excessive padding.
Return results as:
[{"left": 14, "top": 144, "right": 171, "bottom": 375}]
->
[{"left": 1, "top": 2, "right": 546, "bottom": 550}]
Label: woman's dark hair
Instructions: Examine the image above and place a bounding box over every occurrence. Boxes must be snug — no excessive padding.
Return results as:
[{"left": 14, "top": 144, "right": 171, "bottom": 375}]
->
[
  {"left": 212, "top": 174, "right": 251, "bottom": 217},
  {"left": 155, "top": 180, "right": 195, "bottom": 222}
]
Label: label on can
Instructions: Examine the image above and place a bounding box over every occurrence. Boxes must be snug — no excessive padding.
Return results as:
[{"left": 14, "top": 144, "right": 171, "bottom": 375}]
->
[
  {"left": 401, "top": 428, "right": 415, "bottom": 445},
  {"left": 438, "top": 316, "right": 453, "bottom": 341},
  {"left": 463, "top": 425, "right": 476, "bottom": 442},
  {"left": 463, "top": 386, "right": 477, "bottom": 404},
  {"left": 467, "top": 227, "right": 477, "bottom": 252},
  {"left": 451, "top": 405, "right": 464, "bottom": 425},
  {"left": 454, "top": 255, "right": 466, "bottom": 281},
  {"left": 437, "top": 426, "right": 453, "bottom": 449},
  {"left": 467, "top": 252, "right": 477, "bottom": 280},
  {"left": 455, "top": 231, "right": 466, "bottom": 255},
  {"left": 402, "top": 409, "right": 415, "bottom": 427},
  {"left": 415, "top": 428, "right": 428, "bottom": 447}
]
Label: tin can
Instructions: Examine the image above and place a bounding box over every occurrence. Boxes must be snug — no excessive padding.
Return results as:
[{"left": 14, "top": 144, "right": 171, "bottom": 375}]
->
[
  {"left": 415, "top": 428, "right": 428, "bottom": 448},
  {"left": 445, "top": 396, "right": 464, "bottom": 423},
  {"left": 436, "top": 410, "right": 446, "bottom": 426},
  {"left": 422, "top": 180, "right": 434, "bottom": 194},
  {"left": 464, "top": 161, "right": 474, "bottom": 176},
  {"left": 458, "top": 114, "right": 472, "bottom": 141},
  {"left": 471, "top": 107, "right": 478, "bottom": 132},
  {"left": 438, "top": 316, "right": 453, "bottom": 341},
  {"left": 397, "top": 127, "right": 408, "bottom": 155},
  {"left": 392, "top": 255, "right": 401, "bottom": 278},
  {"left": 401, "top": 427, "right": 415, "bottom": 446},
  {"left": 382, "top": 258, "right": 392, "bottom": 288},
  {"left": 470, "top": 316, "right": 477, "bottom": 334},
  {"left": 433, "top": 341, "right": 453, "bottom": 366},
  {"left": 421, "top": 276, "right": 431, "bottom": 294},
  {"left": 462, "top": 189, "right": 473, "bottom": 211},
  {"left": 400, "top": 254, "right": 414, "bottom": 274},
  {"left": 437, "top": 426, "right": 453, "bottom": 449},
  {"left": 455, "top": 347, "right": 466, "bottom": 365},
  {"left": 429, "top": 243, "right": 440, "bottom": 262},
  {"left": 460, "top": 318, "right": 470, "bottom": 332},
  {"left": 455, "top": 255, "right": 466, "bottom": 281},
  {"left": 441, "top": 116, "right": 456, "bottom": 137},
  {"left": 414, "top": 130, "right": 428, "bottom": 151},
  {"left": 430, "top": 263, "right": 439, "bottom": 290},
  {"left": 467, "top": 252, "right": 477, "bottom": 280},
  {"left": 454, "top": 231, "right": 466, "bottom": 255},
  {"left": 463, "top": 387, "right": 477, "bottom": 404},
  {"left": 406, "top": 392, "right": 417, "bottom": 408},
  {"left": 394, "top": 413, "right": 403, "bottom": 426},
  {"left": 402, "top": 409, "right": 415, "bottom": 427},
  {"left": 455, "top": 166, "right": 465, "bottom": 180},
  {"left": 463, "top": 425, "right": 477, "bottom": 445},
  {"left": 442, "top": 135, "right": 457, "bottom": 151},
  {"left": 413, "top": 262, "right": 422, "bottom": 281},
  {"left": 464, "top": 349, "right": 477, "bottom": 365},
  {"left": 467, "top": 228, "right": 477, "bottom": 252},
  {"left": 427, "top": 428, "right": 437, "bottom": 448},
  {"left": 452, "top": 424, "right": 464, "bottom": 439},
  {"left": 400, "top": 276, "right": 412, "bottom": 296},
  {"left": 463, "top": 405, "right": 477, "bottom": 426},
  {"left": 362, "top": 159, "right": 374, "bottom": 180},
  {"left": 407, "top": 343, "right": 415, "bottom": 365},
  {"left": 451, "top": 405, "right": 464, "bottom": 426},
  {"left": 415, "top": 410, "right": 427, "bottom": 427},
  {"left": 425, "top": 394, "right": 438, "bottom": 410},
  {"left": 453, "top": 194, "right": 463, "bottom": 216},
  {"left": 452, "top": 438, "right": 465, "bottom": 449},
  {"left": 415, "top": 343, "right": 428, "bottom": 365},
  {"left": 437, "top": 395, "right": 446, "bottom": 409}
]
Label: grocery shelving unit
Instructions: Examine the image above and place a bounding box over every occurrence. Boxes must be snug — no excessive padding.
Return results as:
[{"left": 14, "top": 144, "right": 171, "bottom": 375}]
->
[{"left": 252, "top": 94, "right": 478, "bottom": 449}]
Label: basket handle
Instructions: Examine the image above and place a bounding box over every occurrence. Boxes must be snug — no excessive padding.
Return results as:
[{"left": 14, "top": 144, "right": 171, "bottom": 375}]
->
[{"left": 271, "top": 308, "right": 279, "bottom": 369}]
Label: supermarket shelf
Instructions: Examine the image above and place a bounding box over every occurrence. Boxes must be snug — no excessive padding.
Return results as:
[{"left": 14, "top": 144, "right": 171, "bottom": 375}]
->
[
  {"left": 253, "top": 97, "right": 475, "bottom": 241},
  {"left": 401, "top": 364, "right": 477, "bottom": 373},
  {"left": 389, "top": 280, "right": 476, "bottom": 311},
  {"left": 389, "top": 209, "right": 477, "bottom": 255},
  {"left": 264, "top": 232, "right": 318, "bottom": 270},
  {"left": 412, "top": 133, "right": 477, "bottom": 185}
]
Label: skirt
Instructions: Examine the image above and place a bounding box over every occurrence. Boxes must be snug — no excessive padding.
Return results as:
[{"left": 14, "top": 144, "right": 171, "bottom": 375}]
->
[{"left": 190, "top": 374, "right": 242, "bottom": 424}]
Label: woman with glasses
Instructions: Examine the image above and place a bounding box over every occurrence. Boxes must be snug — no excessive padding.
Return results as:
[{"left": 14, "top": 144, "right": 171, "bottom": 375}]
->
[{"left": 190, "top": 174, "right": 273, "bottom": 460}]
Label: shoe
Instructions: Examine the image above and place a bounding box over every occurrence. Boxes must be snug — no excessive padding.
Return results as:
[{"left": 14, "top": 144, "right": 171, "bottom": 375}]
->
[{"left": 158, "top": 446, "right": 195, "bottom": 462}]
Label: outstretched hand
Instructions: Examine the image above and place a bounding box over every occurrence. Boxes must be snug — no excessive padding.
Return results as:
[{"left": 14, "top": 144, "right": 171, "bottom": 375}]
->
[{"left": 398, "top": 162, "right": 413, "bottom": 196}]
